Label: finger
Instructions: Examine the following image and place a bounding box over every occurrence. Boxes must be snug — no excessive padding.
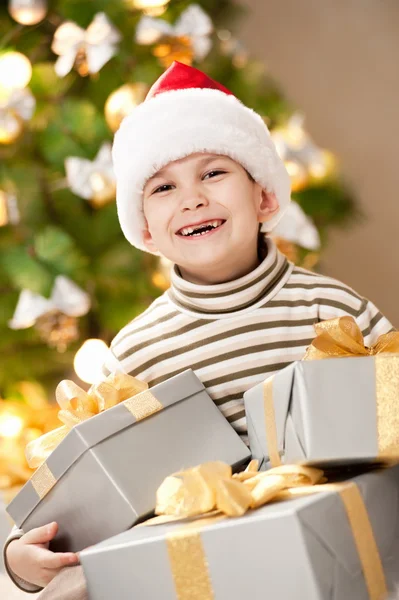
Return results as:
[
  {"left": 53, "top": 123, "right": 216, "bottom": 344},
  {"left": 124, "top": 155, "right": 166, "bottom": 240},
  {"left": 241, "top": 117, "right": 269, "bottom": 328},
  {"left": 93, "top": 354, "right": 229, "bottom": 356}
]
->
[
  {"left": 22, "top": 522, "right": 58, "bottom": 545},
  {"left": 41, "top": 551, "right": 79, "bottom": 570}
]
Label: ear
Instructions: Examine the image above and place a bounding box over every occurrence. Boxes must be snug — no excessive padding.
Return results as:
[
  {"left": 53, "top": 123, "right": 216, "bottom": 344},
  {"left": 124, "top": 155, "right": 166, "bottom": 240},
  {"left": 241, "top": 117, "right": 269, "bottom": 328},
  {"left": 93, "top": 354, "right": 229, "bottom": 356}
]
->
[
  {"left": 142, "top": 228, "right": 160, "bottom": 255},
  {"left": 257, "top": 189, "right": 279, "bottom": 224}
]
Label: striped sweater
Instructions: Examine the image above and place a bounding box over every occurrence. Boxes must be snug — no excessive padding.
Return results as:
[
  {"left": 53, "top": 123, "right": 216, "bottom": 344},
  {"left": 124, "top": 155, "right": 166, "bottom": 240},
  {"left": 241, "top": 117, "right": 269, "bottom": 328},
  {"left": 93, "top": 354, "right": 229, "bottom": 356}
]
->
[{"left": 103, "top": 238, "right": 394, "bottom": 444}]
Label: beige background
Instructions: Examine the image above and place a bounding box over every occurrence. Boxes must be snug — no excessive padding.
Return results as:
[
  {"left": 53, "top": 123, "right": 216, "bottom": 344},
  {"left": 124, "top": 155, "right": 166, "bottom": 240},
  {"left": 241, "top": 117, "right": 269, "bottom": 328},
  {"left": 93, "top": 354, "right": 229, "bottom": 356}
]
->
[{"left": 239, "top": 0, "right": 399, "bottom": 327}]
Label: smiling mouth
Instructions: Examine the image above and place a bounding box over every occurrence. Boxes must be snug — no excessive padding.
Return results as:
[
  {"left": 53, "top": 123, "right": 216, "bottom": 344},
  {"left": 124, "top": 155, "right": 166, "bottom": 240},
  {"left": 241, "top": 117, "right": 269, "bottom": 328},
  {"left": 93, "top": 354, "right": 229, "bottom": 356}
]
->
[{"left": 176, "top": 219, "right": 226, "bottom": 237}]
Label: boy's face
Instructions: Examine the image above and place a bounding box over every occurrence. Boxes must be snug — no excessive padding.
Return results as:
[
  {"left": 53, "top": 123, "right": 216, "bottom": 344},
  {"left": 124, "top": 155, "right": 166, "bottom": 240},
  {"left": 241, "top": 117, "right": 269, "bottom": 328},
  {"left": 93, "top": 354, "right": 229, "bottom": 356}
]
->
[{"left": 142, "top": 153, "right": 279, "bottom": 284}]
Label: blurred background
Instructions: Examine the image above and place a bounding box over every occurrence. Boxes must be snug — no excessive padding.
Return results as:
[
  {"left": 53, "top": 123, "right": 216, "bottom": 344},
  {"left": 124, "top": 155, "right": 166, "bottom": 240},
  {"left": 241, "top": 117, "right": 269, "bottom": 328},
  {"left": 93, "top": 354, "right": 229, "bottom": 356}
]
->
[
  {"left": 0, "top": 1, "right": 397, "bottom": 590},
  {"left": 240, "top": 0, "right": 399, "bottom": 327}
]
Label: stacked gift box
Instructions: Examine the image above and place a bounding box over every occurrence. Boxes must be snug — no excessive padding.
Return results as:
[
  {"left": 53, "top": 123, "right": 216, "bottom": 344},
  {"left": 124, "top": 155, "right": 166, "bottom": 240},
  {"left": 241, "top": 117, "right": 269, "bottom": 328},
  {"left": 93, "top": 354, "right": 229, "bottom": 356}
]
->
[
  {"left": 5, "top": 316, "right": 399, "bottom": 599},
  {"left": 81, "top": 463, "right": 399, "bottom": 600}
]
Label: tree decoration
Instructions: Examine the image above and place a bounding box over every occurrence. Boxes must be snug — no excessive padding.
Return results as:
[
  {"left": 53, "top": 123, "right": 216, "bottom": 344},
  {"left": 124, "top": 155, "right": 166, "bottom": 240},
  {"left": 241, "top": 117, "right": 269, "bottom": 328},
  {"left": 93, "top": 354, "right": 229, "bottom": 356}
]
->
[
  {"left": 271, "top": 113, "right": 336, "bottom": 192},
  {"left": 0, "top": 383, "right": 60, "bottom": 495},
  {"left": 9, "top": 275, "right": 91, "bottom": 351},
  {"left": 270, "top": 200, "right": 321, "bottom": 251},
  {"left": 74, "top": 338, "right": 109, "bottom": 384},
  {"left": 218, "top": 30, "right": 249, "bottom": 69},
  {"left": 104, "top": 82, "right": 148, "bottom": 132},
  {"left": 0, "top": 87, "right": 35, "bottom": 144},
  {"left": 51, "top": 12, "right": 121, "bottom": 77},
  {"left": 270, "top": 202, "right": 321, "bottom": 269},
  {"left": 128, "top": 0, "right": 170, "bottom": 17},
  {"left": 152, "top": 256, "right": 172, "bottom": 290},
  {"left": 65, "top": 143, "right": 116, "bottom": 208},
  {"left": 8, "top": 0, "right": 48, "bottom": 25},
  {"left": 136, "top": 4, "right": 213, "bottom": 67},
  {"left": 0, "top": 51, "right": 32, "bottom": 90},
  {"left": 0, "top": 190, "right": 20, "bottom": 226}
]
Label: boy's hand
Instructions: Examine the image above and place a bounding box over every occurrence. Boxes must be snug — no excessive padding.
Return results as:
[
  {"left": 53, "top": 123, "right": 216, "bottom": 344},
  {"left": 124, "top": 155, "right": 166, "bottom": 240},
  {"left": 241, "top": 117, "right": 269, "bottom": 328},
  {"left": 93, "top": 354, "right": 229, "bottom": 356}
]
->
[{"left": 6, "top": 522, "right": 79, "bottom": 588}]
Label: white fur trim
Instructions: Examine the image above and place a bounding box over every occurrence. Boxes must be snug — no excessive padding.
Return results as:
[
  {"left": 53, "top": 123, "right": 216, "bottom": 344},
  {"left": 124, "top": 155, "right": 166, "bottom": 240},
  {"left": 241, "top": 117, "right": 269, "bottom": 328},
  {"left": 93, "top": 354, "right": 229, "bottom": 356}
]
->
[{"left": 112, "top": 87, "right": 291, "bottom": 252}]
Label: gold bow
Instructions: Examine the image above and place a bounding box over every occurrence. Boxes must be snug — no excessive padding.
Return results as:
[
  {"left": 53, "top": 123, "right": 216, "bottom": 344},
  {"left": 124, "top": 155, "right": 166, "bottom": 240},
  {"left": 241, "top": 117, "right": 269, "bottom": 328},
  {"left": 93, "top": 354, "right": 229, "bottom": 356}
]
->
[
  {"left": 155, "top": 460, "right": 324, "bottom": 519},
  {"left": 25, "top": 372, "right": 148, "bottom": 469},
  {"left": 304, "top": 316, "right": 399, "bottom": 360},
  {"left": 151, "top": 461, "right": 387, "bottom": 600}
]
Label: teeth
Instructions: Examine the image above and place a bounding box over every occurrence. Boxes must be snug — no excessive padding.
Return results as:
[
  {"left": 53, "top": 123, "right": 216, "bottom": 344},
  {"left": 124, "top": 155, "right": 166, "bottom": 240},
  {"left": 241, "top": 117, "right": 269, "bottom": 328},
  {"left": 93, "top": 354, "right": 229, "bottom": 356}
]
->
[
  {"left": 180, "top": 226, "right": 195, "bottom": 236},
  {"left": 179, "top": 220, "right": 223, "bottom": 236}
]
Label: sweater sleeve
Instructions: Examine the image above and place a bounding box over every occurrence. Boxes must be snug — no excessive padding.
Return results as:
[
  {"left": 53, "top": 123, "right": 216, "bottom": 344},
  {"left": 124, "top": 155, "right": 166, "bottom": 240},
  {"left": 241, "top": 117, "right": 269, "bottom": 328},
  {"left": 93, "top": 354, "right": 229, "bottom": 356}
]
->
[
  {"left": 3, "top": 526, "right": 43, "bottom": 593},
  {"left": 101, "top": 347, "right": 125, "bottom": 378},
  {"left": 355, "top": 297, "right": 395, "bottom": 346}
]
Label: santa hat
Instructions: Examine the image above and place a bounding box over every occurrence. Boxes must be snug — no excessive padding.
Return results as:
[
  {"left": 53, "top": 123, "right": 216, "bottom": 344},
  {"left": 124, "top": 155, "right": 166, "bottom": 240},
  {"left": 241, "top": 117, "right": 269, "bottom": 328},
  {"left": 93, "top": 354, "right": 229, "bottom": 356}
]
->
[{"left": 112, "top": 61, "right": 291, "bottom": 252}]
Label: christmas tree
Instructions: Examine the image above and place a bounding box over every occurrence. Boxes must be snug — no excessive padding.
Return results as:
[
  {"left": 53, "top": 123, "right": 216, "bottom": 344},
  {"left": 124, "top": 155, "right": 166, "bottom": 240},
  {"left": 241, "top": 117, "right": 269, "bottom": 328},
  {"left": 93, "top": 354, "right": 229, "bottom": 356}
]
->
[{"left": 0, "top": 0, "right": 356, "bottom": 397}]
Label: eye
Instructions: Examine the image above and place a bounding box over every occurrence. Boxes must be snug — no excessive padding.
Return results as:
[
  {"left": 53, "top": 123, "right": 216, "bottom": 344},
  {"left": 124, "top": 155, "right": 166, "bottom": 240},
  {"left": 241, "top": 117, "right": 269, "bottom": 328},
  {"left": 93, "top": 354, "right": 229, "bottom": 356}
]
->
[
  {"left": 203, "top": 169, "right": 227, "bottom": 180},
  {"left": 152, "top": 183, "right": 175, "bottom": 194}
]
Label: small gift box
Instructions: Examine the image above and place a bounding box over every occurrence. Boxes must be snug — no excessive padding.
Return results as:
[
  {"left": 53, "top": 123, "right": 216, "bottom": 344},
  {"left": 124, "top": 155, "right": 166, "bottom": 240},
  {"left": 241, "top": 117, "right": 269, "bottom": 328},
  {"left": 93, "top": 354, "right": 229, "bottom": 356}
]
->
[
  {"left": 244, "top": 316, "right": 399, "bottom": 468},
  {"left": 80, "top": 460, "right": 399, "bottom": 600},
  {"left": 6, "top": 369, "right": 250, "bottom": 552}
]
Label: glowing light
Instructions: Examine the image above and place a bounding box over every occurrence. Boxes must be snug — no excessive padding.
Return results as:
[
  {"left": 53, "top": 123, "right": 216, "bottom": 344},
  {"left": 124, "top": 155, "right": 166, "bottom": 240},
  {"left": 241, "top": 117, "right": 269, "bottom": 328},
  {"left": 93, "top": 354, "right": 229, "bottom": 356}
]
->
[
  {"left": 105, "top": 83, "right": 148, "bottom": 132},
  {"left": 0, "top": 52, "right": 32, "bottom": 90},
  {"left": 129, "top": 0, "right": 170, "bottom": 16},
  {"left": 74, "top": 339, "right": 109, "bottom": 384},
  {"left": 9, "top": 0, "right": 47, "bottom": 25},
  {"left": 284, "top": 160, "right": 308, "bottom": 192},
  {"left": 0, "top": 413, "right": 24, "bottom": 438}
]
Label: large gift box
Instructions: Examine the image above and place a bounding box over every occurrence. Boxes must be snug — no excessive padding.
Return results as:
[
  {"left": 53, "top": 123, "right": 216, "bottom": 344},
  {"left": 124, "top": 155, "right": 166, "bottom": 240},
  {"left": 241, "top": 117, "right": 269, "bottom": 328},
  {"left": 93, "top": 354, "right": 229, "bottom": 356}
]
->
[
  {"left": 80, "top": 462, "right": 399, "bottom": 600},
  {"left": 6, "top": 369, "right": 250, "bottom": 552},
  {"left": 244, "top": 317, "right": 399, "bottom": 468}
]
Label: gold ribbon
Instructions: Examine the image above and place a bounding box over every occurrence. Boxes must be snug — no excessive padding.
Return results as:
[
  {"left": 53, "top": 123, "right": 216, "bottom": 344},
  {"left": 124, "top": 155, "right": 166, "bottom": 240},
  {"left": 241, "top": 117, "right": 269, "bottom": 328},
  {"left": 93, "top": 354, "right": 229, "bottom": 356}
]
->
[
  {"left": 337, "top": 483, "right": 387, "bottom": 600},
  {"left": 26, "top": 372, "right": 149, "bottom": 470},
  {"left": 30, "top": 462, "right": 57, "bottom": 500},
  {"left": 303, "top": 316, "right": 399, "bottom": 360},
  {"left": 152, "top": 461, "right": 387, "bottom": 600},
  {"left": 375, "top": 354, "right": 399, "bottom": 457},
  {"left": 263, "top": 377, "right": 282, "bottom": 467}
]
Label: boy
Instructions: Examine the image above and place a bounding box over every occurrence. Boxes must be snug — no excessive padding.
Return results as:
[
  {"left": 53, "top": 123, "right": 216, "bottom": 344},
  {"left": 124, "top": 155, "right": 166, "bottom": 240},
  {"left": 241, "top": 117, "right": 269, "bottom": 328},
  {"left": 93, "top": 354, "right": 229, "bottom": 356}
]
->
[{"left": 4, "top": 61, "right": 394, "bottom": 596}]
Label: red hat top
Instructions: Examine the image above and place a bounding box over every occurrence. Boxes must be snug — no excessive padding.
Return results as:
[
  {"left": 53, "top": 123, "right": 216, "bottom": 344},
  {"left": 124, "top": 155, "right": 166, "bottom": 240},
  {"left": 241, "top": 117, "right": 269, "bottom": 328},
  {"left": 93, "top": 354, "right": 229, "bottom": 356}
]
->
[{"left": 146, "top": 61, "right": 235, "bottom": 101}]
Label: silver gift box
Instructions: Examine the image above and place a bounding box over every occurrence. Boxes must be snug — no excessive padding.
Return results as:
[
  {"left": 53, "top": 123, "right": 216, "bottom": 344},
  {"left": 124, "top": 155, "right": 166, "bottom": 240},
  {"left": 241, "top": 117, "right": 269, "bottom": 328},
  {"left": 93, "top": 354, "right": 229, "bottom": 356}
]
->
[
  {"left": 6, "top": 369, "right": 250, "bottom": 552},
  {"left": 80, "top": 465, "right": 399, "bottom": 600},
  {"left": 0, "top": 497, "right": 12, "bottom": 573},
  {"left": 244, "top": 356, "right": 399, "bottom": 469}
]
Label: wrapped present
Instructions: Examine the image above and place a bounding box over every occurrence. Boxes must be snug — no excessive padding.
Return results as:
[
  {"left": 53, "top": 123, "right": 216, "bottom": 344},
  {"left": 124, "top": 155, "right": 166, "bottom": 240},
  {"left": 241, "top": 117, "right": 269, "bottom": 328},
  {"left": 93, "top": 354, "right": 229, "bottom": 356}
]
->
[
  {"left": 6, "top": 369, "right": 250, "bottom": 552},
  {"left": 0, "top": 496, "right": 13, "bottom": 573},
  {"left": 0, "top": 483, "right": 22, "bottom": 572},
  {"left": 244, "top": 317, "right": 399, "bottom": 468},
  {"left": 80, "top": 460, "right": 399, "bottom": 600}
]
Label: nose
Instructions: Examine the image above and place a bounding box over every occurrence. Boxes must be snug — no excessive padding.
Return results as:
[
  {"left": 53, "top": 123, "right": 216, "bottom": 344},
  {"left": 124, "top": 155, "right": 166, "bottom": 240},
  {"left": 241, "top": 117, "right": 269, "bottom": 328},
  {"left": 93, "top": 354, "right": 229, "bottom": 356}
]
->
[{"left": 180, "top": 191, "right": 209, "bottom": 212}]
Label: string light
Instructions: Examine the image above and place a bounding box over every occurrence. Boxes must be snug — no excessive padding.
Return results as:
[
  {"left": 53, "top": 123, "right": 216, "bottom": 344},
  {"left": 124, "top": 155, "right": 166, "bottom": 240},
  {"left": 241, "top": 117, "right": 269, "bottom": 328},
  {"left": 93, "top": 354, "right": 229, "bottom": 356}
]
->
[
  {"left": 129, "top": 0, "right": 170, "bottom": 17},
  {"left": 105, "top": 83, "right": 148, "bottom": 132},
  {"left": 0, "top": 52, "right": 32, "bottom": 90},
  {"left": 0, "top": 412, "right": 24, "bottom": 438},
  {"left": 74, "top": 339, "right": 109, "bottom": 384},
  {"left": 8, "top": 0, "right": 47, "bottom": 25}
]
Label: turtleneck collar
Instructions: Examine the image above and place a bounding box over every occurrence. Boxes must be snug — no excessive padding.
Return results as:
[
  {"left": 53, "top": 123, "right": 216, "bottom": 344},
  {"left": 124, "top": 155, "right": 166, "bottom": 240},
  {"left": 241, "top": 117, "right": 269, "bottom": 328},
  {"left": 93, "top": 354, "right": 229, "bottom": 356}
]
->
[{"left": 167, "top": 238, "right": 293, "bottom": 319}]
